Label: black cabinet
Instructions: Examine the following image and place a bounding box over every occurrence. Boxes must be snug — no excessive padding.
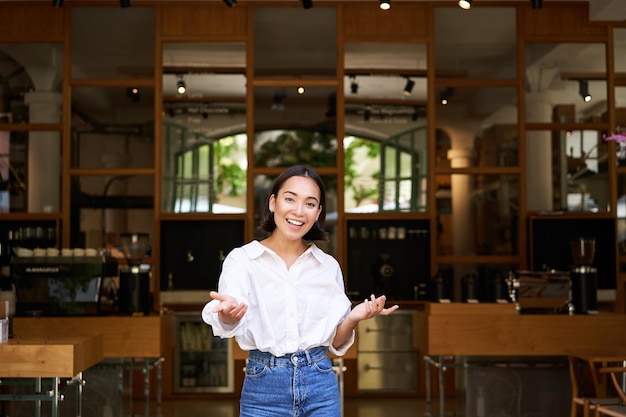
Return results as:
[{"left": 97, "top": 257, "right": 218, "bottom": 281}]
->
[
  {"left": 346, "top": 219, "right": 429, "bottom": 301},
  {"left": 160, "top": 220, "right": 244, "bottom": 291}
]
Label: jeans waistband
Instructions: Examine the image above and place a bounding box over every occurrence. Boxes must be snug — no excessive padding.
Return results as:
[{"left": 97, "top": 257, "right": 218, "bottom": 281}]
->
[{"left": 248, "top": 347, "right": 328, "bottom": 367}]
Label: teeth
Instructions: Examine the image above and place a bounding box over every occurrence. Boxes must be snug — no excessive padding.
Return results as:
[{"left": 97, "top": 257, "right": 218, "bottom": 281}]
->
[{"left": 287, "top": 219, "right": 303, "bottom": 226}]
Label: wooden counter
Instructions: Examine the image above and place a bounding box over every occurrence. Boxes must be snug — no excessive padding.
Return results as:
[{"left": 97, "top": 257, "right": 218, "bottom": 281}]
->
[
  {"left": 0, "top": 334, "right": 103, "bottom": 378},
  {"left": 414, "top": 302, "right": 626, "bottom": 356},
  {"left": 12, "top": 314, "right": 171, "bottom": 358}
]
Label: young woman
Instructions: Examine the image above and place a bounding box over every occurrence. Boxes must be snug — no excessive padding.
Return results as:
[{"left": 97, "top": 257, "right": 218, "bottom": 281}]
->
[{"left": 202, "top": 165, "right": 398, "bottom": 417}]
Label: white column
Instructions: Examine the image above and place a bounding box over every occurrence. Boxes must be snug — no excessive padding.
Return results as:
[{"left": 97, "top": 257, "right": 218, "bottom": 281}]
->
[
  {"left": 447, "top": 148, "right": 476, "bottom": 256},
  {"left": 24, "top": 91, "right": 62, "bottom": 213},
  {"left": 525, "top": 93, "right": 554, "bottom": 211}
]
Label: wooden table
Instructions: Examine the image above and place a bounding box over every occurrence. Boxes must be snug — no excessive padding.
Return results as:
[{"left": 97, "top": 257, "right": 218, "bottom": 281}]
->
[
  {"left": 0, "top": 334, "right": 103, "bottom": 417},
  {"left": 12, "top": 315, "right": 169, "bottom": 416}
]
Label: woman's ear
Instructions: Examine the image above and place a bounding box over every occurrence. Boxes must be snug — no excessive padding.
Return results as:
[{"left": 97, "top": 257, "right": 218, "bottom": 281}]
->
[{"left": 268, "top": 194, "right": 276, "bottom": 213}]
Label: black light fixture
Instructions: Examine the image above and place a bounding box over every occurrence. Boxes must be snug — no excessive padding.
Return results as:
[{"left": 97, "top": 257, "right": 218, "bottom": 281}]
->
[
  {"left": 579, "top": 80, "right": 592, "bottom": 103},
  {"left": 379, "top": 0, "right": 390, "bottom": 11},
  {"left": 440, "top": 87, "right": 454, "bottom": 105},
  {"left": 52, "top": 0, "right": 63, "bottom": 8},
  {"left": 350, "top": 76, "right": 359, "bottom": 95},
  {"left": 177, "top": 79, "right": 186, "bottom": 95},
  {"left": 458, "top": 0, "right": 471, "bottom": 10},
  {"left": 531, "top": 0, "right": 543, "bottom": 9},
  {"left": 363, "top": 105, "right": 372, "bottom": 122},
  {"left": 222, "top": 0, "right": 237, "bottom": 7},
  {"left": 120, "top": 0, "right": 131, "bottom": 8},
  {"left": 301, "top": 0, "right": 313, "bottom": 9},
  {"left": 126, "top": 87, "right": 140, "bottom": 103},
  {"left": 403, "top": 78, "right": 415, "bottom": 96}
]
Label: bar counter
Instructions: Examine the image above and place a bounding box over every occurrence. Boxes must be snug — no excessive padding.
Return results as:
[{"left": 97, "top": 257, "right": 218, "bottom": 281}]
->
[
  {"left": 13, "top": 314, "right": 168, "bottom": 358},
  {"left": 413, "top": 302, "right": 626, "bottom": 356}
]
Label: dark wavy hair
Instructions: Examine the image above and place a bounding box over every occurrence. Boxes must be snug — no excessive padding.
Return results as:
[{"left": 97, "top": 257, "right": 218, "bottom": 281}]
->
[{"left": 258, "top": 165, "right": 329, "bottom": 241}]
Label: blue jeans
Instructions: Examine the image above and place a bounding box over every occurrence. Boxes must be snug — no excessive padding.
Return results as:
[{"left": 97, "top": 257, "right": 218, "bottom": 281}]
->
[{"left": 240, "top": 347, "right": 341, "bottom": 417}]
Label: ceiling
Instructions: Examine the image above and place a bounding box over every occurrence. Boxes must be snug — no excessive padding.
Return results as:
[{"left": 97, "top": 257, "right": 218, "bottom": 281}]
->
[{"left": 1, "top": 0, "right": 625, "bottom": 139}]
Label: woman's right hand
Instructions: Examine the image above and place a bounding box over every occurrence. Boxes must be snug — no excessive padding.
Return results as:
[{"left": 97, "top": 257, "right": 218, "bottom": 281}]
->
[{"left": 210, "top": 291, "right": 248, "bottom": 325}]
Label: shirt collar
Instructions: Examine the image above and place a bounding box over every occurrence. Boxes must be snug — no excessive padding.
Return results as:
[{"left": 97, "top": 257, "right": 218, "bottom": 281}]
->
[{"left": 243, "top": 240, "right": 323, "bottom": 263}]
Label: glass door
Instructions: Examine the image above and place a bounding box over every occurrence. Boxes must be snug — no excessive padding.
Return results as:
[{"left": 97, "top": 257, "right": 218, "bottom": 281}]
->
[{"left": 174, "top": 311, "right": 233, "bottom": 393}]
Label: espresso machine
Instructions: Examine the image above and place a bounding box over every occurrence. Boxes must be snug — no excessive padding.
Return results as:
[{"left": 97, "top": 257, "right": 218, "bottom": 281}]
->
[
  {"left": 570, "top": 237, "right": 598, "bottom": 314},
  {"left": 118, "top": 233, "right": 151, "bottom": 315}
]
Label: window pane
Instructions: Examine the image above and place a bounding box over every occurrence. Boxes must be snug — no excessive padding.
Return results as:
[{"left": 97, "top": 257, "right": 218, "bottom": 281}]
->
[
  {"left": 71, "top": 7, "right": 155, "bottom": 79},
  {"left": 436, "top": 174, "right": 519, "bottom": 256},
  {"left": 525, "top": 43, "right": 606, "bottom": 124},
  {"left": 435, "top": 7, "right": 516, "bottom": 79},
  {"left": 0, "top": 43, "right": 63, "bottom": 124}
]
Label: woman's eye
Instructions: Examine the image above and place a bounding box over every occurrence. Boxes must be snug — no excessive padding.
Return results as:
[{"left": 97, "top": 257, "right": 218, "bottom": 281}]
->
[{"left": 306, "top": 202, "right": 317, "bottom": 208}]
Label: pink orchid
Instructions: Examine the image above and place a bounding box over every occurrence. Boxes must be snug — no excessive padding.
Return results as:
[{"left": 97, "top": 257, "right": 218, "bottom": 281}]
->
[{"left": 604, "top": 126, "right": 626, "bottom": 143}]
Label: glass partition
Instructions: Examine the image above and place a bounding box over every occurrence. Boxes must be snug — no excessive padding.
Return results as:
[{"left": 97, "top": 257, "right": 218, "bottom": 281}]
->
[
  {"left": 162, "top": 42, "right": 247, "bottom": 213},
  {"left": 254, "top": 7, "right": 336, "bottom": 78},
  {"left": 434, "top": 7, "right": 517, "bottom": 79},
  {"left": 253, "top": 86, "right": 338, "bottom": 168},
  {"left": 71, "top": 7, "right": 155, "bottom": 79},
  {"left": 344, "top": 42, "right": 428, "bottom": 213}
]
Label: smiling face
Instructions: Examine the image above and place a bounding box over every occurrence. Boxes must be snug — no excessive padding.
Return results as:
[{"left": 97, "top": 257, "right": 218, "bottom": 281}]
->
[{"left": 269, "top": 175, "right": 322, "bottom": 242}]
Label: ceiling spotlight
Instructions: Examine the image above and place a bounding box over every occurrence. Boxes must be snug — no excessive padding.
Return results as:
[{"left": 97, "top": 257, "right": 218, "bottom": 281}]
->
[
  {"left": 301, "top": 0, "right": 313, "bottom": 9},
  {"left": 222, "top": 0, "right": 237, "bottom": 7},
  {"left": 579, "top": 80, "right": 592, "bottom": 103},
  {"left": 531, "top": 0, "right": 542, "bottom": 9},
  {"left": 403, "top": 78, "right": 415, "bottom": 96},
  {"left": 458, "top": 0, "right": 471, "bottom": 10},
  {"left": 440, "top": 87, "right": 454, "bottom": 105},
  {"left": 120, "top": 0, "right": 131, "bottom": 8},
  {"left": 379, "top": 0, "right": 390, "bottom": 11},
  {"left": 350, "top": 76, "right": 359, "bottom": 95},
  {"left": 177, "top": 80, "right": 186, "bottom": 95},
  {"left": 297, "top": 86, "right": 305, "bottom": 95},
  {"left": 52, "top": 0, "right": 63, "bottom": 7},
  {"left": 126, "top": 87, "right": 140, "bottom": 103}
]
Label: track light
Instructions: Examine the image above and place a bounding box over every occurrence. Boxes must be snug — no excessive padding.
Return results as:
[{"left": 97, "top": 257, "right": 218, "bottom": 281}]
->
[
  {"left": 52, "top": 0, "right": 63, "bottom": 7},
  {"left": 379, "top": 0, "right": 390, "bottom": 11},
  {"left": 177, "top": 80, "right": 186, "bottom": 95},
  {"left": 440, "top": 87, "right": 454, "bottom": 105},
  {"left": 350, "top": 76, "right": 359, "bottom": 95},
  {"left": 120, "top": 0, "right": 131, "bottom": 8},
  {"left": 531, "top": 0, "right": 542, "bottom": 9},
  {"left": 458, "top": 0, "right": 471, "bottom": 10},
  {"left": 403, "top": 78, "right": 415, "bottom": 96},
  {"left": 222, "top": 0, "right": 237, "bottom": 7},
  {"left": 301, "top": 0, "right": 313, "bottom": 9},
  {"left": 126, "top": 87, "right": 140, "bottom": 103},
  {"left": 579, "top": 80, "right": 592, "bottom": 103}
]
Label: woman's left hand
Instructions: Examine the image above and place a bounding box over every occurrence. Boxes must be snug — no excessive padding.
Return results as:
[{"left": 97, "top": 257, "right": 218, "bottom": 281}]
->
[{"left": 349, "top": 294, "right": 399, "bottom": 321}]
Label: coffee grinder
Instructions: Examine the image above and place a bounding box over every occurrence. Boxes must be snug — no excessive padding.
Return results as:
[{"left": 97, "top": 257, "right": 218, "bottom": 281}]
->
[
  {"left": 570, "top": 237, "right": 598, "bottom": 314},
  {"left": 118, "top": 233, "right": 151, "bottom": 315}
]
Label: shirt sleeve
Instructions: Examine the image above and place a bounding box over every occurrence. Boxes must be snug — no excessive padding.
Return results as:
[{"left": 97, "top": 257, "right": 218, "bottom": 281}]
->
[
  {"left": 201, "top": 248, "right": 249, "bottom": 338},
  {"left": 327, "top": 258, "right": 355, "bottom": 356}
]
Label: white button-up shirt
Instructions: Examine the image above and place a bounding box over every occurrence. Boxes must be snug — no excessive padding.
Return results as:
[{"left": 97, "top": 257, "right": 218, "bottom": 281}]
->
[{"left": 201, "top": 240, "right": 354, "bottom": 357}]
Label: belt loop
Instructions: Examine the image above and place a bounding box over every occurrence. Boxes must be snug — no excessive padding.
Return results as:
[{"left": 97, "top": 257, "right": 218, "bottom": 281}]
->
[
  {"left": 270, "top": 354, "right": 275, "bottom": 367},
  {"left": 305, "top": 349, "right": 312, "bottom": 365}
]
